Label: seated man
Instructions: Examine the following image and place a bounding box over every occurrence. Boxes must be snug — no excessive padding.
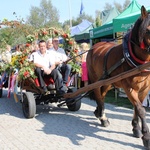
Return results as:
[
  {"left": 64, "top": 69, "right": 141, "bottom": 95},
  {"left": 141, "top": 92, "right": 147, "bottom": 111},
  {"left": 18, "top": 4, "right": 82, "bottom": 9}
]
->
[
  {"left": 51, "top": 37, "right": 72, "bottom": 86},
  {"left": 31, "top": 40, "right": 66, "bottom": 94}
]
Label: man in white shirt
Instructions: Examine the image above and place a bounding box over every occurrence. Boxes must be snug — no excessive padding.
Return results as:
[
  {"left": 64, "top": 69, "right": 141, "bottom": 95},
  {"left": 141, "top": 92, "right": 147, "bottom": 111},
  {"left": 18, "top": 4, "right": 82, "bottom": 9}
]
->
[
  {"left": 32, "top": 40, "right": 66, "bottom": 94},
  {"left": 51, "top": 37, "right": 72, "bottom": 85}
]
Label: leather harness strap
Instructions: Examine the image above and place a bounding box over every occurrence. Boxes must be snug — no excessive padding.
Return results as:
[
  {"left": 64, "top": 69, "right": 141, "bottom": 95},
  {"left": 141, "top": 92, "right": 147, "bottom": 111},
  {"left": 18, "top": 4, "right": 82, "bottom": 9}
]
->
[{"left": 101, "top": 46, "right": 125, "bottom": 79}]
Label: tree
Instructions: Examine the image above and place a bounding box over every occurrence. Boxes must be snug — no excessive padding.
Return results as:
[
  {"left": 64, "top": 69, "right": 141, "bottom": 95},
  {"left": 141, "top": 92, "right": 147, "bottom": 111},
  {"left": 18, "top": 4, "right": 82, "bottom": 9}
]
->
[
  {"left": 95, "top": 10, "right": 101, "bottom": 27},
  {"left": 123, "top": 0, "right": 131, "bottom": 11},
  {"left": 104, "top": 0, "right": 130, "bottom": 12},
  {"left": 104, "top": 3, "right": 113, "bottom": 11},
  {"left": 0, "top": 19, "right": 36, "bottom": 50},
  {"left": 62, "top": 12, "right": 94, "bottom": 30},
  {"left": 27, "top": 0, "right": 60, "bottom": 28}
]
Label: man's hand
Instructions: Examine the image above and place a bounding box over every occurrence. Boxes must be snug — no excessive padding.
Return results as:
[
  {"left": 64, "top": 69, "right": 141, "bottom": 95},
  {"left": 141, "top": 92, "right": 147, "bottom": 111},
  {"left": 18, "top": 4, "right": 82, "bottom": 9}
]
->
[{"left": 55, "top": 60, "right": 63, "bottom": 65}]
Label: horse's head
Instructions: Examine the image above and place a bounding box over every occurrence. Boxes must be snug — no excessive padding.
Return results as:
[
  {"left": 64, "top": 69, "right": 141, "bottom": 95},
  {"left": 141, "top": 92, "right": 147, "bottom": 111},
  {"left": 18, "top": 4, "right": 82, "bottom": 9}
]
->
[{"left": 131, "top": 6, "right": 150, "bottom": 52}]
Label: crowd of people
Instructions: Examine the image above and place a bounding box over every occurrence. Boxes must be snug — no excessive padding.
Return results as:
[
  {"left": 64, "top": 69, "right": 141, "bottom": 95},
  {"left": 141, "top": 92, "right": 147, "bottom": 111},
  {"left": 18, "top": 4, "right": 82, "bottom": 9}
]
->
[{"left": 0, "top": 38, "right": 90, "bottom": 95}]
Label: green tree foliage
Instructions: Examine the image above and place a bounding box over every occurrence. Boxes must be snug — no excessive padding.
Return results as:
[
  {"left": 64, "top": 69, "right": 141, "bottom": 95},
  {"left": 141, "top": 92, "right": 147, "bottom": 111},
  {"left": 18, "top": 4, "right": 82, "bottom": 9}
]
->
[
  {"left": 0, "top": 20, "right": 35, "bottom": 51},
  {"left": 27, "top": 0, "right": 60, "bottom": 28},
  {"left": 95, "top": 10, "right": 101, "bottom": 27},
  {"left": 123, "top": 0, "right": 131, "bottom": 11},
  {"left": 104, "top": 0, "right": 131, "bottom": 12}
]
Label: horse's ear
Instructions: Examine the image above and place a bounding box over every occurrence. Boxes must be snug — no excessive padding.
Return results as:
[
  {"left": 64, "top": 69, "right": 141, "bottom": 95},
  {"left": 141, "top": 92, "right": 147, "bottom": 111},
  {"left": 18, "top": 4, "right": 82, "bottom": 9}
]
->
[{"left": 141, "top": 6, "right": 148, "bottom": 19}]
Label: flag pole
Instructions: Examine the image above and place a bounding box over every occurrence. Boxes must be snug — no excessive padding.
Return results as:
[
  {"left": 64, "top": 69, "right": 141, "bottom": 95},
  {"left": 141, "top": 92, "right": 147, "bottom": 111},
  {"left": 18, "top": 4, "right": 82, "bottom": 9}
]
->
[{"left": 68, "top": 0, "right": 72, "bottom": 27}]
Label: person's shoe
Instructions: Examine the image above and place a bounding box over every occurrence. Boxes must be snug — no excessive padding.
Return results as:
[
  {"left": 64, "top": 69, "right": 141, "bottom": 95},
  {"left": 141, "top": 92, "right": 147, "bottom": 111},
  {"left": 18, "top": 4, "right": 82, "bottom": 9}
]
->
[
  {"left": 42, "top": 86, "right": 49, "bottom": 95},
  {"left": 56, "top": 89, "right": 65, "bottom": 96},
  {"left": 44, "top": 91, "right": 50, "bottom": 95},
  {"left": 62, "top": 84, "right": 68, "bottom": 92}
]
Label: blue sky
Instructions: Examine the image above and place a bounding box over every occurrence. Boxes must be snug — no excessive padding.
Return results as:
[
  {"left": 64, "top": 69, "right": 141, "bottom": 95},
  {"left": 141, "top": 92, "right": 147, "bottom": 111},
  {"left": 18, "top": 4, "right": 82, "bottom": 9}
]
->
[{"left": 0, "top": 0, "right": 149, "bottom": 23}]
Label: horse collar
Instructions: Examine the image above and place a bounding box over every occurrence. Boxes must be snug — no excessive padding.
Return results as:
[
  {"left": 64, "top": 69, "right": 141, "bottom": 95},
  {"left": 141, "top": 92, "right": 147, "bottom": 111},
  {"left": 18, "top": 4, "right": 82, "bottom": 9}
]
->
[{"left": 123, "top": 32, "right": 148, "bottom": 68}]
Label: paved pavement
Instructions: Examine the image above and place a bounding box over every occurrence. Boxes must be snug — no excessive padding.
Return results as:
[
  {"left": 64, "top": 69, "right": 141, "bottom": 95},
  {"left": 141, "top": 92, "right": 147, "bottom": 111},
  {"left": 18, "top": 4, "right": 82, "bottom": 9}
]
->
[{"left": 0, "top": 89, "right": 150, "bottom": 150}]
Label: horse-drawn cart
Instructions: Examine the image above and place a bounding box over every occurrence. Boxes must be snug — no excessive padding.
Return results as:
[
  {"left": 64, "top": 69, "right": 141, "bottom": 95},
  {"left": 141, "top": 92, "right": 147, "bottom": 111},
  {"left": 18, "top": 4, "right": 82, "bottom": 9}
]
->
[
  {"left": 1, "top": 61, "right": 150, "bottom": 119},
  {"left": 19, "top": 77, "right": 82, "bottom": 118},
  {"left": 19, "top": 60, "right": 150, "bottom": 119}
]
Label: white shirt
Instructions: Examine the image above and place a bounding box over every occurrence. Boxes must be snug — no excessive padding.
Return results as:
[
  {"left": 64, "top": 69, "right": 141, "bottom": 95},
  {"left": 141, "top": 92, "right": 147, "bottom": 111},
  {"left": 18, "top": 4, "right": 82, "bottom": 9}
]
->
[
  {"left": 51, "top": 47, "right": 68, "bottom": 62},
  {"left": 31, "top": 50, "right": 56, "bottom": 69}
]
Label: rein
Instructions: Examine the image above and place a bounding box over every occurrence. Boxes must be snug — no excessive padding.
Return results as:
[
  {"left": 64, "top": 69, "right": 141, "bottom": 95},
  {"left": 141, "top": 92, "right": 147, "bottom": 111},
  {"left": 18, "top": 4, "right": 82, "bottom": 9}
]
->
[{"left": 65, "top": 50, "right": 89, "bottom": 63}]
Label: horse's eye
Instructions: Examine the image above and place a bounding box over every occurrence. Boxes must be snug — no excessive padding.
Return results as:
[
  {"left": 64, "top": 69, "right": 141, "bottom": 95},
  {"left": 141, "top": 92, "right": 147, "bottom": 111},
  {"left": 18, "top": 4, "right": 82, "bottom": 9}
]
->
[{"left": 146, "top": 29, "right": 150, "bottom": 35}]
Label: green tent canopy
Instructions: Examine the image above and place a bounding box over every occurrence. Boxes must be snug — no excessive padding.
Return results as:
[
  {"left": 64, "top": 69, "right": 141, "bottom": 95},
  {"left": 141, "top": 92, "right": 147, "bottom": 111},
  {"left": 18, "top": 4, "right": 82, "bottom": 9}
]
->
[
  {"left": 113, "top": 0, "right": 141, "bottom": 33},
  {"left": 90, "top": 7, "right": 120, "bottom": 39},
  {"left": 90, "top": 0, "right": 150, "bottom": 39},
  {"left": 73, "top": 24, "right": 94, "bottom": 42},
  {"left": 90, "top": 22, "right": 113, "bottom": 39},
  {"left": 101, "top": 7, "right": 120, "bottom": 25}
]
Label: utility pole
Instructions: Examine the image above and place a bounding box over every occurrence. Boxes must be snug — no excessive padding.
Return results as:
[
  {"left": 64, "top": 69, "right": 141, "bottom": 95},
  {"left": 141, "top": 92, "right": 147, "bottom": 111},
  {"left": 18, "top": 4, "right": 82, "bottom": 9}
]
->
[{"left": 68, "top": 0, "right": 72, "bottom": 27}]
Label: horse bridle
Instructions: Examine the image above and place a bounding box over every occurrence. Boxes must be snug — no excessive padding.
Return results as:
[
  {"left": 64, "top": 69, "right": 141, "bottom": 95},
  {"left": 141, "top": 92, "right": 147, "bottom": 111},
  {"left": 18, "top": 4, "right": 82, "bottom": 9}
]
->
[
  {"left": 130, "top": 32, "right": 150, "bottom": 54},
  {"left": 144, "top": 29, "right": 150, "bottom": 52}
]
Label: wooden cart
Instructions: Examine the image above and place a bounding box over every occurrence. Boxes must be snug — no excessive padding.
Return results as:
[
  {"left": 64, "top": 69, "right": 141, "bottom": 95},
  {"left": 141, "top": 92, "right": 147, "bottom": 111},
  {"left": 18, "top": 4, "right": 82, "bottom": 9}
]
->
[{"left": 19, "top": 76, "right": 82, "bottom": 118}]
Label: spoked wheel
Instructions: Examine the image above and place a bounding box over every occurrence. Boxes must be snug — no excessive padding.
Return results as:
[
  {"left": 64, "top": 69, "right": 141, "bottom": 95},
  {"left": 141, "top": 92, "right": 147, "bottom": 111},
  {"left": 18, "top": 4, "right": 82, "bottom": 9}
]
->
[
  {"left": 66, "top": 87, "right": 81, "bottom": 111},
  {"left": 22, "top": 92, "right": 36, "bottom": 118},
  {"left": 0, "top": 88, "right": 2, "bottom": 98}
]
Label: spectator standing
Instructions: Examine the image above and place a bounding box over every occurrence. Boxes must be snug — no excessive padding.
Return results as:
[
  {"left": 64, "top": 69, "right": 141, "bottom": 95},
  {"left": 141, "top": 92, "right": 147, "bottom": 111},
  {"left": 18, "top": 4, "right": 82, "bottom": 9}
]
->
[
  {"left": 1, "top": 45, "right": 12, "bottom": 63},
  {"left": 80, "top": 43, "right": 89, "bottom": 87}
]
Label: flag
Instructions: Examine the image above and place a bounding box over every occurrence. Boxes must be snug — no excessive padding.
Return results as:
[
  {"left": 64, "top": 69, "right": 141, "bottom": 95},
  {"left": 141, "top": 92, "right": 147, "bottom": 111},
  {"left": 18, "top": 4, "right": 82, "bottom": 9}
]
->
[{"left": 80, "top": 1, "right": 84, "bottom": 15}]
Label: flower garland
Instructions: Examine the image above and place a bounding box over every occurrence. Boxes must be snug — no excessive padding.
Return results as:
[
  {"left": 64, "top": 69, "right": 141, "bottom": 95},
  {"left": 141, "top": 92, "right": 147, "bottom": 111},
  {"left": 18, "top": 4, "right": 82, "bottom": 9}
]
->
[{"left": 1, "top": 45, "right": 36, "bottom": 80}]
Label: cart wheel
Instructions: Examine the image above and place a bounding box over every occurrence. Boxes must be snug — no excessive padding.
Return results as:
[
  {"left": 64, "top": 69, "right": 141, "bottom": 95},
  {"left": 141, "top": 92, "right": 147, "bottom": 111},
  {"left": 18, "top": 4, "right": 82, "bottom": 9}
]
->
[
  {"left": 22, "top": 92, "right": 36, "bottom": 118},
  {"left": 0, "top": 88, "right": 2, "bottom": 98},
  {"left": 66, "top": 87, "right": 81, "bottom": 111}
]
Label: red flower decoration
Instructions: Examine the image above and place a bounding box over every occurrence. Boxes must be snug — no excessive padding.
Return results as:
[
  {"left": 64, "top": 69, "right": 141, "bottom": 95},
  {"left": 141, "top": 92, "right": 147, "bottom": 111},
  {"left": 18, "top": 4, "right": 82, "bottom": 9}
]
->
[
  {"left": 54, "top": 31, "right": 58, "bottom": 35},
  {"left": 62, "top": 34, "right": 68, "bottom": 38},
  {"left": 68, "top": 41, "right": 73, "bottom": 45},
  {"left": 26, "top": 43, "right": 30, "bottom": 47},
  {"left": 23, "top": 71, "right": 30, "bottom": 78},
  {"left": 74, "top": 49, "right": 78, "bottom": 53},
  {"left": 42, "top": 31, "right": 47, "bottom": 35}
]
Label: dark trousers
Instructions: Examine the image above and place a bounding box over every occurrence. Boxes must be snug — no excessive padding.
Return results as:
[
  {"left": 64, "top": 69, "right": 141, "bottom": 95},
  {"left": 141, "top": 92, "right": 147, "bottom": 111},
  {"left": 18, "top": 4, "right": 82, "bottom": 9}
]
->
[
  {"left": 35, "top": 67, "right": 63, "bottom": 90},
  {"left": 57, "top": 63, "right": 72, "bottom": 84}
]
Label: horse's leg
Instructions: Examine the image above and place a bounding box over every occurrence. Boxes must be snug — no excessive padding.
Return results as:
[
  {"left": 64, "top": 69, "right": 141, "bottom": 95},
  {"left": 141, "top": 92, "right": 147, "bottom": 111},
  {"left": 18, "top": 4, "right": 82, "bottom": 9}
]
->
[
  {"left": 94, "top": 86, "right": 111, "bottom": 127},
  {"left": 132, "top": 109, "right": 142, "bottom": 138},
  {"left": 123, "top": 87, "right": 150, "bottom": 148},
  {"left": 136, "top": 104, "right": 150, "bottom": 148}
]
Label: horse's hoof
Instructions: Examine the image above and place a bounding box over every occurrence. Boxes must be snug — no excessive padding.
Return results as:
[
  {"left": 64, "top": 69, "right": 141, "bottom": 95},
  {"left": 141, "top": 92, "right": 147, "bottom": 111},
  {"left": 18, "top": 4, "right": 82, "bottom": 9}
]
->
[
  {"left": 100, "top": 119, "right": 110, "bottom": 127},
  {"left": 132, "top": 129, "right": 142, "bottom": 138},
  {"left": 94, "top": 108, "right": 99, "bottom": 118},
  {"left": 142, "top": 136, "right": 150, "bottom": 150}
]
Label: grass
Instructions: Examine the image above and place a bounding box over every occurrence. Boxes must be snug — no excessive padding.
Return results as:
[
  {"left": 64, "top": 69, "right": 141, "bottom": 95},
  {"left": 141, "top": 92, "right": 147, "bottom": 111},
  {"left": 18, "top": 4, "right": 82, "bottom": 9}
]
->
[{"left": 105, "top": 89, "right": 133, "bottom": 109}]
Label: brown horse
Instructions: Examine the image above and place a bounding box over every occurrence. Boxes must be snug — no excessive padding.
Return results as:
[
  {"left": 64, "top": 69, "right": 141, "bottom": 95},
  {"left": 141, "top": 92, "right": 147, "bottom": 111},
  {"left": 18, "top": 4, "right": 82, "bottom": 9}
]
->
[{"left": 87, "top": 6, "right": 150, "bottom": 149}]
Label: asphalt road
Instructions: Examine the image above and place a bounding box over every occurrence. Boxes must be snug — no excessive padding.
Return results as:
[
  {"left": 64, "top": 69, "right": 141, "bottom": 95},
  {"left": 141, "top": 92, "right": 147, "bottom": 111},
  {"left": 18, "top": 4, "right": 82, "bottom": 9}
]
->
[{"left": 0, "top": 89, "right": 150, "bottom": 150}]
